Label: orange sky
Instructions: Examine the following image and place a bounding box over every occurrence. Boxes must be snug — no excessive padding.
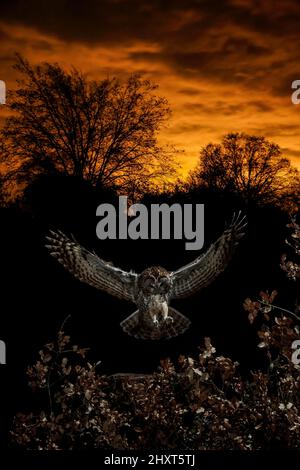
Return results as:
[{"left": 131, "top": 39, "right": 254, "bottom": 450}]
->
[{"left": 1, "top": 0, "right": 300, "bottom": 176}]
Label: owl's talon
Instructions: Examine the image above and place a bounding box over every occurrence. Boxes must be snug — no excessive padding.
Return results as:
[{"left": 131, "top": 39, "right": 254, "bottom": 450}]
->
[{"left": 165, "top": 316, "right": 173, "bottom": 323}]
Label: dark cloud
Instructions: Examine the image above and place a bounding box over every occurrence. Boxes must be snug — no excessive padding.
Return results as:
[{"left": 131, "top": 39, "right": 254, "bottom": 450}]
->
[
  {"left": 178, "top": 88, "right": 203, "bottom": 96},
  {"left": 1, "top": 0, "right": 299, "bottom": 89},
  {"left": 0, "top": 0, "right": 206, "bottom": 45},
  {"left": 272, "top": 72, "right": 300, "bottom": 98},
  {"left": 266, "top": 124, "right": 300, "bottom": 138},
  {"left": 130, "top": 43, "right": 270, "bottom": 86},
  {"left": 222, "top": 37, "right": 269, "bottom": 56},
  {"left": 185, "top": 102, "right": 242, "bottom": 115},
  {"left": 0, "top": 27, "right": 11, "bottom": 41},
  {"left": 282, "top": 147, "right": 300, "bottom": 158},
  {"left": 1, "top": 0, "right": 300, "bottom": 169},
  {"left": 1, "top": 0, "right": 299, "bottom": 47},
  {"left": 174, "top": 123, "right": 212, "bottom": 134},
  {"left": 248, "top": 101, "right": 274, "bottom": 112}
]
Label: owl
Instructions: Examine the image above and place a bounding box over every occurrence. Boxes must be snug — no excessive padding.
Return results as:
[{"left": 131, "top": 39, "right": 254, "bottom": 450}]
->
[{"left": 46, "top": 212, "right": 246, "bottom": 340}]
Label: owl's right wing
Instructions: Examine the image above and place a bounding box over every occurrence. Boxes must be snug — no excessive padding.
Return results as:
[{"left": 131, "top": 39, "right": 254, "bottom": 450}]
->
[
  {"left": 170, "top": 212, "right": 246, "bottom": 299},
  {"left": 46, "top": 230, "right": 137, "bottom": 301}
]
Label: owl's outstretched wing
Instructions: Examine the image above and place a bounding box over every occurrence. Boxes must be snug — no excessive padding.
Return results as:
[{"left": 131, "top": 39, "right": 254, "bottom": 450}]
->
[
  {"left": 170, "top": 212, "right": 246, "bottom": 299},
  {"left": 46, "top": 230, "right": 137, "bottom": 301}
]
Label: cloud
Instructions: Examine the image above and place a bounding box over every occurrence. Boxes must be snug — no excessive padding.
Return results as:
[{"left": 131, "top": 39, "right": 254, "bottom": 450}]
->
[{"left": 0, "top": 0, "right": 300, "bottom": 174}]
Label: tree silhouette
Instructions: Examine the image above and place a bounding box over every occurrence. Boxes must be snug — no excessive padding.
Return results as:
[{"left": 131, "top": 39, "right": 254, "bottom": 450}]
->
[
  {"left": 188, "top": 133, "right": 299, "bottom": 210},
  {"left": 1, "top": 55, "right": 177, "bottom": 198}
]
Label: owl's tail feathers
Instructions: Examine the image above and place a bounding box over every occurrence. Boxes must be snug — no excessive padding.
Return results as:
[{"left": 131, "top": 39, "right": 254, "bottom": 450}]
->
[
  {"left": 166, "top": 307, "right": 191, "bottom": 339},
  {"left": 120, "top": 307, "right": 191, "bottom": 340},
  {"left": 120, "top": 310, "right": 142, "bottom": 338}
]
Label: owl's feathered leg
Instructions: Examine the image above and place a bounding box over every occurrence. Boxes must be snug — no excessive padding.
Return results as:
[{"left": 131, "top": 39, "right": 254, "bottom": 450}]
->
[{"left": 162, "top": 307, "right": 191, "bottom": 339}]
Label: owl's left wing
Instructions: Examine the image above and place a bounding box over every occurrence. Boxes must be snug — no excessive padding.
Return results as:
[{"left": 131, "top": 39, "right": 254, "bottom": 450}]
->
[
  {"left": 46, "top": 230, "right": 137, "bottom": 301},
  {"left": 170, "top": 212, "right": 246, "bottom": 299}
]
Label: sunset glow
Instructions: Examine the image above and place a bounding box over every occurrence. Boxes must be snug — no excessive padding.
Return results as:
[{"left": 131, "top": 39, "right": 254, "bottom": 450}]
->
[{"left": 1, "top": 0, "right": 300, "bottom": 176}]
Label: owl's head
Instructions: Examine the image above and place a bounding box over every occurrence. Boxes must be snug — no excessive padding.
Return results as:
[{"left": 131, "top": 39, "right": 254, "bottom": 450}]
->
[{"left": 138, "top": 266, "right": 171, "bottom": 296}]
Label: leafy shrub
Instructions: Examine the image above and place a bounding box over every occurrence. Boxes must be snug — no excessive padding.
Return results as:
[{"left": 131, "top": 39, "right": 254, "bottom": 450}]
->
[{"left": 11, "top": 220, "right": 300, "bottom": 450}]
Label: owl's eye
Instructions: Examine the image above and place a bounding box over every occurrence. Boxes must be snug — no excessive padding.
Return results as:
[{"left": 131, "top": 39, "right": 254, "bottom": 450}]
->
[
  {"left": 144, "top": 278, "right": 155, "bottom": 290},
  {"left": 159, "top": 277, "right": 170, "bottom": 290}
]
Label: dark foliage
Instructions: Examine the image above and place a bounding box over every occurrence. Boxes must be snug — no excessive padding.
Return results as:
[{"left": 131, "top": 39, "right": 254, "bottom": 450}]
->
[{"left": 10, "top": 220, "right": 300, "bottom": 450}]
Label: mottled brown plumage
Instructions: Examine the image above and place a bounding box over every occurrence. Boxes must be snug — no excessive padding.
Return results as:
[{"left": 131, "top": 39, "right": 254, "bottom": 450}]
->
[{"left": 46, "top": 212, "right": 246, "bottom": 340}]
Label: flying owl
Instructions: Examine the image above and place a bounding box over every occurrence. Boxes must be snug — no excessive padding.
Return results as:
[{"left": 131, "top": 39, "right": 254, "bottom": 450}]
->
[{"left": 46, "top": 212, "right": 246, "bottom": 340}]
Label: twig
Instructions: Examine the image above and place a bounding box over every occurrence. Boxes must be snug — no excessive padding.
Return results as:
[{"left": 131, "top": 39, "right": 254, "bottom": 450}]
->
[
  {"left": 59, "top": 314, "right": 72, "bottom": 333},
  {"left": 258, "top": 300, "right": 300, "bottom": 321},
  {"left": 46, "top": 314, "right": 72, "bottom": 416}
]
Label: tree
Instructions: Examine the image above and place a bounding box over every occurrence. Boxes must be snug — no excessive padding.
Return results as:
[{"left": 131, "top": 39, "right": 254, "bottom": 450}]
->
[
  {"left": 1, "top": 55, "right": 177, "bottom": 199},
  {"left": 188, "top": 133, "right": 299, "bottom": 210}
]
